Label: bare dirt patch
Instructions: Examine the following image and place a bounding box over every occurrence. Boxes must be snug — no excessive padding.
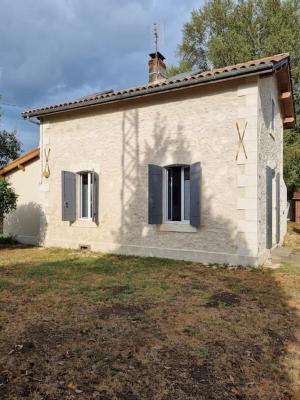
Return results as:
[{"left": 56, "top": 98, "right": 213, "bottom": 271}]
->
[
  {"left": 0, "top": 246, "right": 299, "bottom": 399},
  {"left": 94, "top": 302, "right": 153, "bottom": 319},
  {"left": 205, "top": 291, "right": 241, "bottom": 307}
]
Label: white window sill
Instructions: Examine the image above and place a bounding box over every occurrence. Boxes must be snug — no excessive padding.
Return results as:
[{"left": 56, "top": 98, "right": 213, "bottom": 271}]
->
[
  {"left": 158, "top": 223, "right": 198, "bottom": 233},
  {"left": 72, "top": 220, "right": 98, "bottom": 228}
]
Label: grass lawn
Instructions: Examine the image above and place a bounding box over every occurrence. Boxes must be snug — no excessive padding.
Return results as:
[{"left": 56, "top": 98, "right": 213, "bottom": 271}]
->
[
  {"left": 284, "top": 222, "right": 300, "bottom": 252},
  {"left": 0, "top": 246, "right": 299, "bottom": 399}
]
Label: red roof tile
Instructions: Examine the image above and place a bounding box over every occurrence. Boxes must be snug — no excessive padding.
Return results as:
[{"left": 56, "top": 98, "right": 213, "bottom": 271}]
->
[{"left": 22, "top": 53, "right": 291, "bottom": 118}]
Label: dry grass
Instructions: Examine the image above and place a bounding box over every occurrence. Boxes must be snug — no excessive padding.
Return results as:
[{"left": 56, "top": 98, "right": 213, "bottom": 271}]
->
[
  {"left": 284, "top": 222, "right": 300, "bottom": 252},
  {"left": 0, "top": 246, "right": 299, "bottom": 399}
]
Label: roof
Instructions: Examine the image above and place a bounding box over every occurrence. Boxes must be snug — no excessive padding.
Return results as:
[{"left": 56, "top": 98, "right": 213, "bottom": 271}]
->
[
  {"left": 0, "top": 147, "right": 40, "bottom": 176},
  {"left": 22, "top": 53, "right": 295, "bottom": 127}
]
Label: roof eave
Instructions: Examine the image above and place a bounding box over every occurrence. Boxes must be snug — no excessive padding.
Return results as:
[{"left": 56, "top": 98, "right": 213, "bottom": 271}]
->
[
  {"left": 22, "top": 62, "right": 274, "bottom": 119},
  {"left": 272, "top": 57, "right": 296, "bottom": 128},
  {"left": 0, "top": 148, "right": 40, "bottom": 176}
]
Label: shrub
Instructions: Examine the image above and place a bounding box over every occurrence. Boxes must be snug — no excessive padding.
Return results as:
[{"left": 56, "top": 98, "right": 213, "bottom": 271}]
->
[{"left": 0, "top": 177, "right": 17, "bottom": 217}]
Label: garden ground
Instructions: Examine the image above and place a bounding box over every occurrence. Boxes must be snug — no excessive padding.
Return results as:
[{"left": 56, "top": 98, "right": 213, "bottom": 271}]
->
[{"left": 0, "top": 241, "right": 299, "bottom": 399}]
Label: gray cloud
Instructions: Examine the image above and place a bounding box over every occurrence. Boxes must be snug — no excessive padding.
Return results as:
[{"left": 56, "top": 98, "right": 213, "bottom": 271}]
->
[{"left": 0, "top": 0, "right": 201, "bottom": 151}]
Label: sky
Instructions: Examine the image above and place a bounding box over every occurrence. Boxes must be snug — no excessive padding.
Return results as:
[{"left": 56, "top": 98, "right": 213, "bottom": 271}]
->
[{"left": 0, "top": 0, "right": 202, "bottom": 152}]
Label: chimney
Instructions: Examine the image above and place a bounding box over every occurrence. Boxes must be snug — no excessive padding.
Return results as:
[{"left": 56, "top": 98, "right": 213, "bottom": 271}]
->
[{"left": 148, "top": 52, "right": 167, "bottom": 83}]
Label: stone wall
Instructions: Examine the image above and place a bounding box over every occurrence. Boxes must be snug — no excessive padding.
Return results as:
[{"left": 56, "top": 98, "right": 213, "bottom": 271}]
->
[
  {"left": 40, "top": 77, "right": 267, "bottom": 265},
  {"left": 257, "top": 75, "right": 287, "bottom": 261}
]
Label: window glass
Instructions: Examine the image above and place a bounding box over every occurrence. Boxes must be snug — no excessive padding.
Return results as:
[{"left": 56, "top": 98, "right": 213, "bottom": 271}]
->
[
  {"left": 167, "top": 169, "right": 172, "bottom": 220},
  {"left": 80, "top": 172, "right": 93, "bottom": 219},
  {"left": 184, "top": 167, "right": 190, "bottom": 221},
  {"left": 89, "top": 173, "right": 93, "bottom": 218},
  {"left": 166, "top": 165, "right": 190, "bottom": 222},
  {"left": 81, "top": 174, "right": 89, "bottom": 218},
  {"left": 271, "top": 99, "right": 275, "bottom": 131}
]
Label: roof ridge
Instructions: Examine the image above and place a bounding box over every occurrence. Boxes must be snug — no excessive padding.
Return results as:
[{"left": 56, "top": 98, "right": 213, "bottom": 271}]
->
[
  {"left": 22, "top": 53, "right": 290, "bottom": 118},
  {"left": 184, "top": 52, "right": 290, "bottom": 78}
]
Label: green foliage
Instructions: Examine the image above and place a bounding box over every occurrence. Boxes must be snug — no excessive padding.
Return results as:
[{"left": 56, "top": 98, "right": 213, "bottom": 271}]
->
[
  {"left": 0, "top": 130, "right": 22, "bottom": 168},
  {"left": 173, "top": 0, "right": 300, "bottom": 192},
  {"left": 166, "top": 60, "right": 192, "bottom": 77},
  {"left": 193, "top": 346, "right": 210, "bottom": 358},
  {"left": 0, "top": 177, "right": 17, "bottom": 217},
  {"left": 176, "top": 0, "right": 300, "bottom": 79},
  {"left": 0, "top": 235, "right": 16, "bottom": 245},
  {"left": 283, "top": 130, "right": 300, "bottom": 193}
]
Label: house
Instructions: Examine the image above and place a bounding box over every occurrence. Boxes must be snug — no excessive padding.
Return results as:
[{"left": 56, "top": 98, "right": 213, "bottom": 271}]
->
[
  {"left": 0, "top": 147, "right": 41, "bottom": 243},
  {"left": 2, "top": 52, "right": 296, "bottom": 266}
]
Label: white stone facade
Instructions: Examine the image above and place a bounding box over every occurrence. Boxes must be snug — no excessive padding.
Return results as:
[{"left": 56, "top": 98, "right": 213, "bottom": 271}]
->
[
  {"left": 32, "top": 75, "right": 286, "bottom": 266},
  {"left": 257, "top": 75, "right": 287, "bottom": 260}
]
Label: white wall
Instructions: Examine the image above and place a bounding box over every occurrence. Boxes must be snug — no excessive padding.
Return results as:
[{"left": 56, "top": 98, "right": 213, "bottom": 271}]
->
[
  {"left": 39, "top": 77, "right": 263, "bottom": 265},
  {"left": 4, "top": 158, "right": 43, "bottom": 245},
  {"left": 257, "top": 75, "right": 287, "bottom": 261}
]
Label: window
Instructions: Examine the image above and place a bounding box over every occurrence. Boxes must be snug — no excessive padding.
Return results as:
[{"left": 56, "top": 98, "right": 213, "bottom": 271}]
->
[
  {"left": 62, "top": 170, "right": 98, "bottom": 223},
  {"left": 165, "top": 165, "right": 190, "bottom": 223},
  {"left": 271, "top": 99, "right": 275, "bottom": 131},
  {"left": 148, "top": 163, "right": 200, "bottom": 227},
  {"left": 79, "top": 172, "right": 93, "bottom": 219}
]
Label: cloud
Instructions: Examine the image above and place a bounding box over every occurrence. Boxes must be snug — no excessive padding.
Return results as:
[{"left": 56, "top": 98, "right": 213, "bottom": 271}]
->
[{"left": 0, "top": 0, "right": 201, "bottom": 151}]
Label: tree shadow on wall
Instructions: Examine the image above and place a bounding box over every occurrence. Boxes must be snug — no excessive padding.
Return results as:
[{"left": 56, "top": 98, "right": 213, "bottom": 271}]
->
[
  {"left": 105, "top": 106, "right": 300, "bottom": 398},
  {"left": 0, "top": 108, "right": 298, "bottom": 400},
  {"left": 117, "top": 108, "right": 248, "bottom": 261},
  {"left": 4, "top": 202, "right": 47, "bottom": 246}
]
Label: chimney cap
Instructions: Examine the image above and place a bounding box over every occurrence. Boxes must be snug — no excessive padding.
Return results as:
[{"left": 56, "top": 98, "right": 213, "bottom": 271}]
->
[{"left": 149, "top": 51, "right": 165, "bottom": 61}]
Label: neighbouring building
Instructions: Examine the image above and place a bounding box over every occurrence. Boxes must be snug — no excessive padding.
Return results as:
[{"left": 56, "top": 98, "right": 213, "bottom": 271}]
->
[
  {"left": 1, "top": 52, "right": 296, "bottom": 266},
  {"left": 0, "top": 148, "right": 41, "bottom": 244},
  {"left": 293, "top": 190, "right": 300, "bottom": 223}
]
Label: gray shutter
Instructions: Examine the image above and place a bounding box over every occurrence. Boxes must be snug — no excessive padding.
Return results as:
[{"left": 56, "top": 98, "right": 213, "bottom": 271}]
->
[
  {"left": 92, "top": 171, "right": 99, "bottom": 224},
  {"left": 62, "top": 171, "right": 76, "bottom": 221},
  {"left": 276, "top": 172, "right": 280, "bottom": 244},
  {"left": 266, "top": 166, "right": 273, "bottom": 249},
  {"left": 148, "top": 164, "right": 162, "bottom": 224},
  {"left": 190, "top": 162, "right": 201, "bottom": 227}
]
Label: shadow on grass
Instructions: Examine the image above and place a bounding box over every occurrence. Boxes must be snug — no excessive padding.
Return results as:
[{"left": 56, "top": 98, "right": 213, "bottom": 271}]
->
[
  {"left": 0, "top": 253, "right": 299, "bottom": 399},
  {"left": 0, "top": 244, "right": 36, "bottom": 251},
  {"left": 0, "top": 253, "right": 183, "bottom": 302}
]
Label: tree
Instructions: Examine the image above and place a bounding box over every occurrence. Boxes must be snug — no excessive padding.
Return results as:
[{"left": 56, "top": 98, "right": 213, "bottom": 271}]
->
[
  {"left": 283, "top": 130, "right": 300, "bottom": 194},
  {"left": 0, "top": 130, "right": 22, "bottom": 168},
  {"left": 171, "top": 0, "right": 300, "bottom": 78},
  {"left": 0, "top": 98, "right": 22, "bottom": 168},
  {"left": 0, "top": 178, "right": 17, "bottom": 218},
  {"left": 170, "top": 0, "right": 300, "bottom": 192}
]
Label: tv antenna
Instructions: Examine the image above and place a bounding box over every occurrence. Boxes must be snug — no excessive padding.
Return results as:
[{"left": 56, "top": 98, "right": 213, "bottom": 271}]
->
[
  {"left": 149, "top": 22, "right": 164, "bottom": 53},
  {"left": 153, "top": 23, "right": 159, "bottom": 56}
]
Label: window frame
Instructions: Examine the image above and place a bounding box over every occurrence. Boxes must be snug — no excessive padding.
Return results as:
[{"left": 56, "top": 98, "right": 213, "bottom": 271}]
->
[
  {"left": 79, "top": 171, "right": 93, "bottom": 220},
  {"left": 163, "top": 165, "right": 190, "bottom": 224}
]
